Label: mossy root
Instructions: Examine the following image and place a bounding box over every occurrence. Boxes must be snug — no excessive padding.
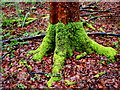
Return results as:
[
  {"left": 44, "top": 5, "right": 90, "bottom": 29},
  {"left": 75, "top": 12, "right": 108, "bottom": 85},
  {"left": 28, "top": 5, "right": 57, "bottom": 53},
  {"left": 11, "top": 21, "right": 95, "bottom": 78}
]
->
[
  {"left": 28, "top": 22, "right": 117, "bottom": 87},
  {"left": 28, "top": 24, "right": 55, "bottom": 61}
]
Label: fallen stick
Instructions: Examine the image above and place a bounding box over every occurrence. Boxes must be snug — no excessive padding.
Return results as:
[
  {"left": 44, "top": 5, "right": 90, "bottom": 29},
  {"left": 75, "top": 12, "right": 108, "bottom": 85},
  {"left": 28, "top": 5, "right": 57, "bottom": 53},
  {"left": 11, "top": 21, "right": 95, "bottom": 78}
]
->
[
  {"left": 2, "top": 34, "right": 46, "bottom": 43},
  {"left": 31, "top": 72, "right": 61, "bottom": 77},
  {"left": 81, "top": 0, "right": 102, "bottom": 9},
  {"left": 80, "top": 9, "right": 110, "bottom": 12},
  {"left": 88, "top": 15, "right": 120, "bottom": 21},
  {"left": 81, "top": 6, "right": 98, "bottom": 9},
  {"left": 88, "top": 32, "right": 120, "bottom": 36},
  {"left": 0, "top": 47, "right": 17, "bottom": 59},
  {"left": 1, "top": 42, "right": 29, "bottom": 59},
  {"left": 80, "top": 12, "right": 98, "bottom": 17}
]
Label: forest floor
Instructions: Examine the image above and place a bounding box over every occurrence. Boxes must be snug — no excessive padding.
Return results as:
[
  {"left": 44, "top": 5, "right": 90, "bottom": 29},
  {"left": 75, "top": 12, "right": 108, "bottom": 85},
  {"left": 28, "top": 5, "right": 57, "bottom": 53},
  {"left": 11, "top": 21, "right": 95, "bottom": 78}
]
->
[{"left": 1, "top": 2, "right": 120, "bottom": 89}]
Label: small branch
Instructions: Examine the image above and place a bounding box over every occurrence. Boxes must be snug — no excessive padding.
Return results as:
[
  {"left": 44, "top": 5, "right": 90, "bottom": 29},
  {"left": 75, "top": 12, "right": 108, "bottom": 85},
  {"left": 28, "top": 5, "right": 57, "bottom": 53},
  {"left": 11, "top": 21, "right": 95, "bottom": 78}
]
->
[
  {"left": 80, "top": 0, "right": 102, "bottom": 9},
  {"left": 80, "top": 5, "right": 119, "bottom": 17},
  {"left": 31, "top": 72, "right": 61, "bottom": 77},
  {"left": 80, "top": 9, "right": 110, "bottom": 13},
  {"left": 1, "top": 43, "right": 29, "bottom": 59},
  {"left": 81, "top": 6, "right": 98, "bottom": 9},
  {"left": 88, "top": 32, "right": 120, "bottom": 36},
  {"left": 2, "top": 34, "right": 46, "bottom": 43},
  {"left": 80, "top": 12, "right": 98, "bottom": 17},
  {"left": 0, "top": 47, "right": 17, "bottom": 59},
  {"left": 86, "top": 2, "right": 98, "bottom": 6},
  {"left": 88, "top": 15, "right": 120, "bottom": 21}
]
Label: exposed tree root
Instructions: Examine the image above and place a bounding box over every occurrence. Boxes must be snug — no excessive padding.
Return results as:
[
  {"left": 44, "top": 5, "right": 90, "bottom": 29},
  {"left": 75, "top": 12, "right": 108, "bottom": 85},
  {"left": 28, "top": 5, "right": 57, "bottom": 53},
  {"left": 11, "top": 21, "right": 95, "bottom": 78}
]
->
[
  {"left": 28, "top": 22, "right": 117, "bottom": 87},
  {"left": 28, "top": 24, "right": 55, "bottom": 61}
]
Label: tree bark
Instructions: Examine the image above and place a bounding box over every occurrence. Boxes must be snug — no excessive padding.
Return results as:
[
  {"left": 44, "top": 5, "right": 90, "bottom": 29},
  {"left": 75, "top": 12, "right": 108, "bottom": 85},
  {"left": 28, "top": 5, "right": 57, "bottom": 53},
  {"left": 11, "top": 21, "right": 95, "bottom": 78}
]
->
[{"left": 50, "top": 2, "right": 80, "bottom": 24}]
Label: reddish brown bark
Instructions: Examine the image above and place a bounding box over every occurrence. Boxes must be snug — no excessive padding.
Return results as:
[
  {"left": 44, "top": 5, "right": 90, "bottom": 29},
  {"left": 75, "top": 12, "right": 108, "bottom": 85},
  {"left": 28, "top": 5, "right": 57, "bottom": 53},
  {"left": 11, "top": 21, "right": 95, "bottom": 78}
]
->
[{"left": 50, "top": 2, "right": 80, "bottom": 24}]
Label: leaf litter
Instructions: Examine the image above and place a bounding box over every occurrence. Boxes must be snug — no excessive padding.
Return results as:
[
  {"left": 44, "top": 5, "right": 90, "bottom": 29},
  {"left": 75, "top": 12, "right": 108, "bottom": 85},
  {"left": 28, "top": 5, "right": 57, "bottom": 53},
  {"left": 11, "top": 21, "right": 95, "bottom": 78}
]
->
[{"left": 1, "top": 2, "right": 120, "bottom": 89}]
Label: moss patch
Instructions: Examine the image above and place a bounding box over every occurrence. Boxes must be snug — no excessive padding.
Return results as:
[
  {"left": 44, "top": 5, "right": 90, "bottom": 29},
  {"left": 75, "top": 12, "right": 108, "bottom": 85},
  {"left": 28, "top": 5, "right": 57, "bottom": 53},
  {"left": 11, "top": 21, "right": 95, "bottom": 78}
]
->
[
  {"left": 28, "top": 24, "right": 55, "bottom": 61},
  {"left": 47, "top": 77, "right": 61, "bottom": 87},
  {"left": 85, "top": 22, "right": 96, "bottom": 30},
  {"left": 65, "top": 80, "right": 77, "bottom": 86},
  {"left": 28, "top": 22, "right": 117, "bottom": 87},
  {"left": 76, "top": 52, "right": 87, "bottom": 59}
]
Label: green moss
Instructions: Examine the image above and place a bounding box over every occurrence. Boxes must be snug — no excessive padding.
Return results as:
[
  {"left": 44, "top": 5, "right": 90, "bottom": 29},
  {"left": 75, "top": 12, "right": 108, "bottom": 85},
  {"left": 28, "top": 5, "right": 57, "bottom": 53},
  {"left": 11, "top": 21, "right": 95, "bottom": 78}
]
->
[
  {"left": 89, "top": 40, "right": 117, "bottom": 59},
  {"left": 76, "top": 52, "right": 87, "bottom": 59},
  {"left": 27, "top": 24, "right": 55, "bottom": 61},
  {"left": 85, "top": 28, "right": 90, "bottom": 31},
  {"left": 52, "top": 23, "right": 74, "bottom": 74},
  {"left": 118, "top": 38, "right": 120, "bottom": 53},
  {"left": 99, "top": 27, "right": 105, "bottom": 32},
  {"left": 94, "top": 72, "right": 106, "bottom": 78},
  {"left": 47, "top": 77, "right": 61, "bottom": 87},
  {"left": 65, "top": 80, "right": 77, "bottom": 86},
  {"left": 28, "top": 22, "right": 117, "bottom": 87},
  {"left": 85, "top": 22, "right": 95, "bottom": 30},
  {"left": 67, "top": 22, "right": 117, "bottom": 59}
]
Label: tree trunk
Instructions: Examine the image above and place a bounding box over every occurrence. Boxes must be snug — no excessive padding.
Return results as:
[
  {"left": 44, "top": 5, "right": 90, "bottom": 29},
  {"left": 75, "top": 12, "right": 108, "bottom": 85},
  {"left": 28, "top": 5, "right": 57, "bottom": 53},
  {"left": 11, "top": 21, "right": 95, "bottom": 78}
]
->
[
  {"left": 50, "top": 2, "right": 80, "bottom": 24},
  {"left": 28, "top": 2, "right": 117, "bottom": 87}
]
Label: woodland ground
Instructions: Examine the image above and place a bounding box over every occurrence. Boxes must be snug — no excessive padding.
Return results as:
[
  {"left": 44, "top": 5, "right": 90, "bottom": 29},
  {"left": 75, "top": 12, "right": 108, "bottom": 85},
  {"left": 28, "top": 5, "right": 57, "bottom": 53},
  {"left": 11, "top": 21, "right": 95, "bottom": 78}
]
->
[{"left": 1, "top": 2, "right": 120, "bottom": 89}]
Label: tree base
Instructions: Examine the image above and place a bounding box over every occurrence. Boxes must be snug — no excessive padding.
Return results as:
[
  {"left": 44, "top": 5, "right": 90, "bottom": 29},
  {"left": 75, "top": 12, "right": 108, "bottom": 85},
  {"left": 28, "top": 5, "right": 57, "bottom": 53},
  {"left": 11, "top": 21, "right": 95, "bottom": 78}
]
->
[{"left": 28, "top": 22, "right": 117, "bottom": 87}]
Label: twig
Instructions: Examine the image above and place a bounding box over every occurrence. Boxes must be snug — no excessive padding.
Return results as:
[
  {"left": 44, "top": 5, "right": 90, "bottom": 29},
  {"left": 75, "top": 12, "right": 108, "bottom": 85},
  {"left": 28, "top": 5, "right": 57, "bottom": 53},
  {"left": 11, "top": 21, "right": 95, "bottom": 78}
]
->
[
  {"left": 80, "top": 12, "right": 98, "bottom": 17},
  {"left": 0, "top": 47, "right": 17, "bottom": 59},
  {"left": 2, "top": 34, "right": 46, "bottom": 43},
  {"left": 80, "top": 0, "right": 102, "bottom": 9},
  {"left": 80, "top": 9, "right": 109, "bottom": 12},
  {"left": 81, "top": 6, "right": 98, "bottom": 9},
  {"left": 80, "top": 5, "right": 119, "bottom": 17},
  {"left": 31, "top": 72, "right": 61, "bottom": 77},
  {"left": 88, "top": 32, "right": 120, "bottom": 36},
  {"left": 88, "top": 15, "right": 120, "bottom": 21},
  {"left": 26, "top": 67, "right": 60, "bottom": 78},
  {"left": 2, "top": 32, "right": 120, "bottom": 44},
  {"left": 86, "top": 2, "right": 98, "bottom": 6},
  {"left": 1, "top": 43, "right": 29, "bottom": 59}
]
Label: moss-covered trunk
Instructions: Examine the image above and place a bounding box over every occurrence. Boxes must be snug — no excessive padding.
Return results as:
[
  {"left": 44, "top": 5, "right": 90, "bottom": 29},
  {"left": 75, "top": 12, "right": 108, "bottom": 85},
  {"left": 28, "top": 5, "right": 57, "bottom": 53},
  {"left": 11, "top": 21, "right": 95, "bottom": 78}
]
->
[
  {"left": 28, "top": 2, "right": 117, "bottom": 87},
  {"left": 28, "top": 22, "right": 117, "bottom": 87}
]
